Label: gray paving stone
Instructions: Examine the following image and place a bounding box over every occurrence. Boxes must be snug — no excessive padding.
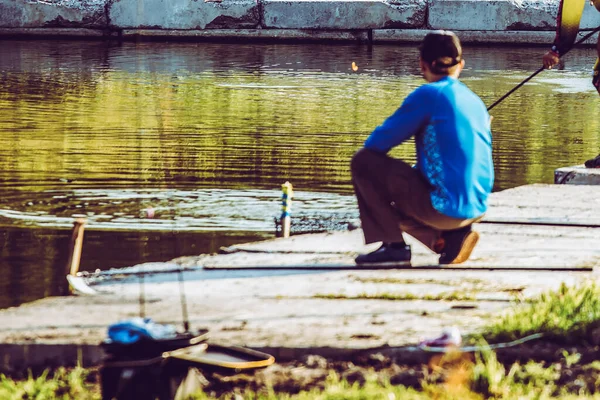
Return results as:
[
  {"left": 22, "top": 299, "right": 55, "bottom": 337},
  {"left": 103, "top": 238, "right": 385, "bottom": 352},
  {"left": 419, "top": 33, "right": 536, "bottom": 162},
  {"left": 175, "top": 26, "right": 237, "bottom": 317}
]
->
[
  {"left": 428, "top": 0, "right": 556, "bottom": 31},
  {"left": 109, "top": 0, "right": 260, "bottom": 30},
  {"left": 0, "top": 0, "right": 106, "bottom": 28},
  {"left": 262, "top": 0, "right": 426, "bottom": 29},
  {"left": 581, "top": 3, "right": 600, "bottom": 30}
]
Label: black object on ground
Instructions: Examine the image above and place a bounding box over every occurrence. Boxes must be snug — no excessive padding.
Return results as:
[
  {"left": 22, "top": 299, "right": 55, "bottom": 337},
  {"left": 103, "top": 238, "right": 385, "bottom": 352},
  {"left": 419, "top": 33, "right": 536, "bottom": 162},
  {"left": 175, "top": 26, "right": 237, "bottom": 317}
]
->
[{"left": 100, "top": 267, "right": 275, "bottom": 399}]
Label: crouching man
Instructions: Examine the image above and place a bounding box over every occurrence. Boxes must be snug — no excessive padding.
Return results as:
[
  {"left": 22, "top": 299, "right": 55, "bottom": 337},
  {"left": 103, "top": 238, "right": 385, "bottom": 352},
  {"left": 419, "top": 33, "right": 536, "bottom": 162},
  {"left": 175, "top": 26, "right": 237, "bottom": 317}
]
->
[{"left": 351, "top": 30, "right": 494, "bottom": 266}]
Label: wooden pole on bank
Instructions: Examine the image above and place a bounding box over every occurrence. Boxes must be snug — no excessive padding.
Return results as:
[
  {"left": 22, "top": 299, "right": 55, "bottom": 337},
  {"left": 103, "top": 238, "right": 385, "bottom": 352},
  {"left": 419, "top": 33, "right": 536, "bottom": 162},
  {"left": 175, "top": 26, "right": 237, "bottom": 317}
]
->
[{"left": 63, "top": 218, "right": 86, "bottom": 295}]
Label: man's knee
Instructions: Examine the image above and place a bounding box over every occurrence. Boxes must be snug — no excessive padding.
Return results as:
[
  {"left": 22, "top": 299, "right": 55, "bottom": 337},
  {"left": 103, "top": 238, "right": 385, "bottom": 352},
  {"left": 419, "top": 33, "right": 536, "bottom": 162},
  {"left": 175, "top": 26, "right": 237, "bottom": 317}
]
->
[{"left": 351, "top": 148, "right": 383, "bottom": 175}]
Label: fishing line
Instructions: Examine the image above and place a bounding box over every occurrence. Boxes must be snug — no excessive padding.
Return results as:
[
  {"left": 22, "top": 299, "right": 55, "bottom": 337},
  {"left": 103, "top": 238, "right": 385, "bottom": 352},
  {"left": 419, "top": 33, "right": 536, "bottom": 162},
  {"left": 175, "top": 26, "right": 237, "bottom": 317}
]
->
[
  {"left": 420, "top": 332, "right": 545, "bottom": 353},
  {"left": 487, "top": 26, "right": 600, "bottom": 111}
]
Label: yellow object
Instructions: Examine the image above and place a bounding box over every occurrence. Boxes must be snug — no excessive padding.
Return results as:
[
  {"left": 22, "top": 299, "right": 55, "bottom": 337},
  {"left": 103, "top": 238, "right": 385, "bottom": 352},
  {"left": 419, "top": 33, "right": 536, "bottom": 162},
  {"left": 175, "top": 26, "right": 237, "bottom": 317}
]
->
[
  {"left": 555, "top": 0, "right": 586, "bottom": 52},
  {"left": 351, "top": 62, "right": 359, "bottom": 72},
  {"left": 281, "top": 181, "right": 293, "bottom": 217},
  {"left": 281, "top": 182, "right": 293, "bottom": 238},
  {"left": 165, "top": 343, "right": 276, "bottom": 370}
]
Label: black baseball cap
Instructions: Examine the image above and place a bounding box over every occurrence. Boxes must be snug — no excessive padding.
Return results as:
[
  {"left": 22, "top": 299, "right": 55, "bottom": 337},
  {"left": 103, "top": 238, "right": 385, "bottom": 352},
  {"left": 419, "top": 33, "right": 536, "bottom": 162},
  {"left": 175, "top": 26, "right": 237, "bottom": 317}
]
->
[{"left": 419, "top": 30, "right": 462, "bottom": 68}]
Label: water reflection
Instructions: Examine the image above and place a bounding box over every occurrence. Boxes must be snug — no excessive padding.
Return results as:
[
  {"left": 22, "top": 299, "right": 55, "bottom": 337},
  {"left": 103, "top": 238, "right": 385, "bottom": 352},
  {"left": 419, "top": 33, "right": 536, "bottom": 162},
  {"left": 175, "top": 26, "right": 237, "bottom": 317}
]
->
[
  {"left": 0, "top": 39, "right": 599, "bottom": 308},
  {"left": 0, "top": 226, "right": 268, "bottom": 308},
  {"left": 0, "top": 188, "right": 357, "bottom": 231}
]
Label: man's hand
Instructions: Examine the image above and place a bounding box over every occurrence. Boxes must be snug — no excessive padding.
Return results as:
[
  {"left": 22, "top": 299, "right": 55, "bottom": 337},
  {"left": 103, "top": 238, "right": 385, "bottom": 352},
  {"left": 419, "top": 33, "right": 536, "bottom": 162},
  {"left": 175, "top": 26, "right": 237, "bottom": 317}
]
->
[{"left": 543, "top": 51, "right": 560, "bottom": 69}]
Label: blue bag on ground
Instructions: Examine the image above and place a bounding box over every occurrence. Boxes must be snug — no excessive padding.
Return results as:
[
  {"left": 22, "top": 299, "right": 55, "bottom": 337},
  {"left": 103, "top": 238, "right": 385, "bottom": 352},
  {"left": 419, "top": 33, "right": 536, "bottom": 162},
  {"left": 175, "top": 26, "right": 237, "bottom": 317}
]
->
[{"left": 107, "top": 317, "right": 177, "bottom": 344}]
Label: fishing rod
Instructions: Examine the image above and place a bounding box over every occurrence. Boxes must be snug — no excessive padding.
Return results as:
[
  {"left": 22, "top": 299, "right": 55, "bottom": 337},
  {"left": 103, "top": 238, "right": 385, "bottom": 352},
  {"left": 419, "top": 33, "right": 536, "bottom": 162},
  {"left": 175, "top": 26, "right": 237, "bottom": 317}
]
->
[
  {"left": 136, "top": 267, "right": 193, "bottom": 333},
  {"left": 487, "top": 26, "right": 600, "bottom": 111}
]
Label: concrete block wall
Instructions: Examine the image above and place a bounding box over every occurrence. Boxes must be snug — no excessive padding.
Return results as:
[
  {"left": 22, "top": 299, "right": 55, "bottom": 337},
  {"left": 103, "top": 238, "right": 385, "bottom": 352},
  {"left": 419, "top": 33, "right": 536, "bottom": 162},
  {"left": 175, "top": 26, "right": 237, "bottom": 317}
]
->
[{"left": 0, "top": 0, "right": 599, "bottom": 43}]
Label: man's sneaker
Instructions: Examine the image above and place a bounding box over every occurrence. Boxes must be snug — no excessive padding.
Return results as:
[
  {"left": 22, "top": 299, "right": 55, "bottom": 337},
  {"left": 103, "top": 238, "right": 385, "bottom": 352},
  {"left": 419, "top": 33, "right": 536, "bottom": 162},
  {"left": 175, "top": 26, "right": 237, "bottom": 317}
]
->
[
  {"left": 355, "top": 244, "right": 411, "bottom": 265},
  {"left": 439, "top": 226, "right": 479, "bottom": 265},
  {"left": 585, "top": 154, "right": 600, "bottom": 168}
]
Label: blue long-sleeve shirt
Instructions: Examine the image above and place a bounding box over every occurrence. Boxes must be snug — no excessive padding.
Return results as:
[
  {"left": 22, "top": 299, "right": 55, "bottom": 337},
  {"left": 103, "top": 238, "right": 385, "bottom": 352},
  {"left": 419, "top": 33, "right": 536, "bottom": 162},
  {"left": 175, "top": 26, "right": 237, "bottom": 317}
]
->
[{"left": 364, "top": 76, "right": 494, "bottom": 219}]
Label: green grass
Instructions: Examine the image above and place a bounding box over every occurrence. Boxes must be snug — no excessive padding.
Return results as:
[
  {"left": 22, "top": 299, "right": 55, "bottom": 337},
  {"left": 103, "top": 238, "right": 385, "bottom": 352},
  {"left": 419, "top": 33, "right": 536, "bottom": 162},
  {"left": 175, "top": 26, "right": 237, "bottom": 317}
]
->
[
  {"left": 6, "top": 349, "right": 600, "bottom": 400},
  {"left": 348, "top": 275, "right": 487, "bottom": 287},
  {"left": 187, "top": 349, "right": 600, "bottom": 400},
  {"left": 481, "top": 282, "right": 600, "bottom": 343},
  {"left": 191, "top": 373, "right": 433, "bottom": 400},
  {"left": 314, "top": 291, "right": 482, "bottom": 302},
  {"left": 0, "top": 366, "right": 99, "bottom": 400}
]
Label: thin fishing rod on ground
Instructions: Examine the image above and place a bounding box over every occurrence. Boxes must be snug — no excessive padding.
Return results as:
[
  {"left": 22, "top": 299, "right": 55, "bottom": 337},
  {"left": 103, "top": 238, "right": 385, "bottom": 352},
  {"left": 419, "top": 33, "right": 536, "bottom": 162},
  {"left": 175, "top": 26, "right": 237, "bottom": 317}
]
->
[
  {"left": 135, "top": 267, "right": 192, "bottom": 333},
  {"left": 487, "top": 26, "right": 600, "bottom": 111}
]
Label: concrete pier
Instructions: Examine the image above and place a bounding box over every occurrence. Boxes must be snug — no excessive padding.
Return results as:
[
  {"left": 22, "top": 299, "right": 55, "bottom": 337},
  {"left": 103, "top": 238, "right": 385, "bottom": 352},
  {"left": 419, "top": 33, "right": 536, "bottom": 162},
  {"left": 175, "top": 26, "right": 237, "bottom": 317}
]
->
[
  {"left": 0, "top": 0, "right": 599, "bottom": 44},
  {"left": 555, "top": 165, "right": 600, "bottom": 185},
  {"left": 0, "top": 184, "right": 599, "bottom": 373}
]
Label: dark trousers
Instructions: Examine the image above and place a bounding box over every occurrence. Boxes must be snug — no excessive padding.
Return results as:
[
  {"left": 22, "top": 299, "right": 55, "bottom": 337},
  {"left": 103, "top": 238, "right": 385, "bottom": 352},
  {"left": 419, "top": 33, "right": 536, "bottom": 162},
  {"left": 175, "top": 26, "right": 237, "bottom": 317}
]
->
[{"left": 351, "top": 148, "right": 479, "bottom": 251}]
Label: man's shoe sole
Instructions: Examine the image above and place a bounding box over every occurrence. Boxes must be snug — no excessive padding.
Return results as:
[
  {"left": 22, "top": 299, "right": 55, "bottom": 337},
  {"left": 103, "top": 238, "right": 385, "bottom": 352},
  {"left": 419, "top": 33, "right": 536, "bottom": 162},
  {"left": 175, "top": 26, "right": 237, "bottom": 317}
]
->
[
  {"left": 355, "top": 261, "right": 412, "bottom": 267},
  {"left": 447, "top": 231, "right": 479, "bottom": 264}
]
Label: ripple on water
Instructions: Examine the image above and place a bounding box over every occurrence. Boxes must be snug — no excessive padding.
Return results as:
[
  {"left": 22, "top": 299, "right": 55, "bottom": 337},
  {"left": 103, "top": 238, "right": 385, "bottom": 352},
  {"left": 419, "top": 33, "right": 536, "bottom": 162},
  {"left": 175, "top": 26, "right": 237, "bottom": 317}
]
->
[
  {"left": 536, "top": 75, "right": 595, "bottom": 94},
  {"left": 0, "top": 189, "right": 359, "bottom": 232}
]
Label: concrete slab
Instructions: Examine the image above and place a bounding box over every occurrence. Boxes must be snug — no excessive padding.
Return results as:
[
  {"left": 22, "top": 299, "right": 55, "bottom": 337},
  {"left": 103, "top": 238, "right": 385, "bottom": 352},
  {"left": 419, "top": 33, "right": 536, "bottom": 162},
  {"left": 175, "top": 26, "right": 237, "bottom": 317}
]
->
[
  {"left": 428, "top": 0, "right": 557, "bottom": 31},
  {"left": 485, "top": 184, "right": 600, "bottom": 224},
  {"left": 0, "top": 267, "right": 592, "bottom": 347},
  {"left": 262, "top": 0, "right": 426, "bottom": 29},
  {"left": 581, "top": 2, "right": 600, "bottom": 30},
  {"left": 194, "top": 222, "right": 600, "bottom": 270},
  {"left": 108, "top": 0, "right": 260, "bottom": 30},
  {"left": 0, "top": 0, "right": 106, "bottom": 28},
  {"left": 555, "top": 165, "right": 600, "bottom": 185}
]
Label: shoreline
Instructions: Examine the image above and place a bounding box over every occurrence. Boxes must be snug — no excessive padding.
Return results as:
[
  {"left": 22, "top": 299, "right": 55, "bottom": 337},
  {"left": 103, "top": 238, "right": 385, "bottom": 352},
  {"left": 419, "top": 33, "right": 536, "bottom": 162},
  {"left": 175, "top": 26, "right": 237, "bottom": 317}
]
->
[{"left": 0, "top": 28, "right": 598, "bottom": 47}]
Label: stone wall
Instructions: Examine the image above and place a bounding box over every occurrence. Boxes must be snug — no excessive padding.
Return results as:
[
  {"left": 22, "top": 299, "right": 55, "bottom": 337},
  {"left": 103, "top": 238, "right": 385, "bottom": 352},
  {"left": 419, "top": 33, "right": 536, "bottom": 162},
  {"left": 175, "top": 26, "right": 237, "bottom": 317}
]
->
[{"left": 0, "top": 0, "right": 599, "bottom": 44}]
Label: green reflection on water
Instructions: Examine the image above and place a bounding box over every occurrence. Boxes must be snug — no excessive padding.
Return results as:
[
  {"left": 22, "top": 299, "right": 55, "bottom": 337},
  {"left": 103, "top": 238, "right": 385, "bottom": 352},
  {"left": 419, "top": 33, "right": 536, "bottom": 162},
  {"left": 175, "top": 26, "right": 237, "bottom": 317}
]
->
[{"left": 1, "top": 41, "right": 599, "bottom": 195}]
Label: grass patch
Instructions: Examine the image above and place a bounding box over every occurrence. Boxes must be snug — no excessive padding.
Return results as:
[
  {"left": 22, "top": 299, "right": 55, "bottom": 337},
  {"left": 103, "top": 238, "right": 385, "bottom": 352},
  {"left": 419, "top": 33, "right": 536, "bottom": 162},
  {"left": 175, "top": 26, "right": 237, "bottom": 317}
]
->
[
  {"left": 349, "top": 275, "right": 487, "bottom": 287},
  {"left": 349, "top": 276, "right": 452, "bottom": 285},
  {"left": 191, "top": 373, "right": 433, "bottom": 400},
  {"left": 481, "top": 282, "right": 600, "bottom": 344},
  {"left": 188, "top": 348, "right": 600, "bottom": 399},
  {"left": 0, "top": 367, "right": 99, "bottom": 400},
  {"left": 314, "top": 291, "right": 483, "bottom": 302},
  {"left": 7, "top": 345, "right": 600, "bottom": 399}
]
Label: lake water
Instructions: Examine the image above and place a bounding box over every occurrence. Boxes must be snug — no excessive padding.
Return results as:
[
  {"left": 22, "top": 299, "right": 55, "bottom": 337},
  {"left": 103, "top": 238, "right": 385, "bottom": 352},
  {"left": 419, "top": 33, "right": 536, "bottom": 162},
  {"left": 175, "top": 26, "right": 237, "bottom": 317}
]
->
[{"left": 1, "top": 39, "right": 599, "bottom": 308}]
